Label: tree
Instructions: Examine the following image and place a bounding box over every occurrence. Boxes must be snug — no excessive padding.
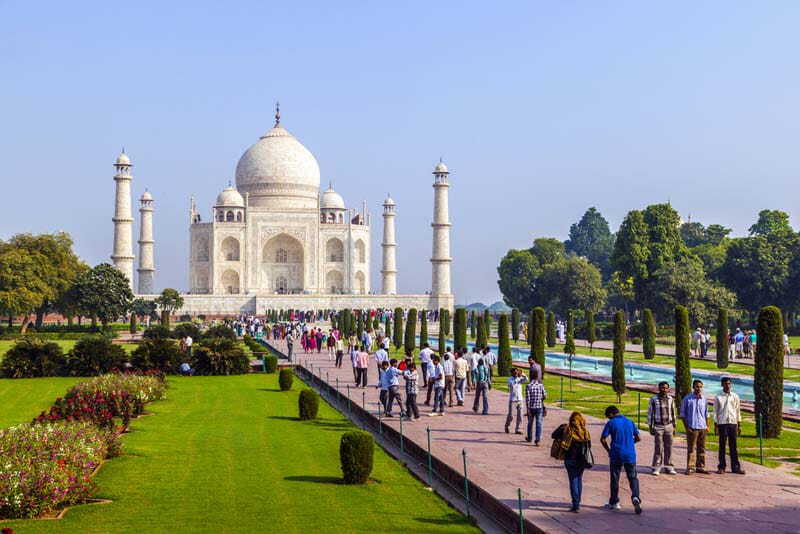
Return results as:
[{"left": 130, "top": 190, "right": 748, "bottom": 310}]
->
[
  {"left": 531, "top": 307, "right": 546, "bottom": 374},
  {"left": 749, "top": 209, "right": 793, "bottom": 238},
  {"left": 719, "top": 236, "right": 793, "bottom": 314},
  {"left": 612, "top": 310, "right": 626, "bottom": 401},
  {"left": 384, "top": 314, "right": 391, "bottom": 342},
  {"left": 0, "top": 248, "right": 51, "bottom": 333},
  {"left": 476, "top": 316, "right": 487, "bottom": 349},
  {"left": 483, "top": 309, "right": 491, "bottom": 341},
  {"left": 674, "top": 306, "right": 692, "bottom": 403},
  {"left": 131, "top": 298, "right": 157, "bottom": 324},
  {"left": 404, "top": 308, "right": 417, "bottom": 353},
  {"left": 155, "top": 288, "right": 184, "bottom": 329},
  {"left": 73, "top": 264, "right": 134, "bottom": 327},
  {"left": 585, "top": 309, "right": 596, "bottom": 351},
  {"left": 531, "top": 238, "right": 566, "bottom": 266},
  {"left": 538, "top": 257, "right": 607, "bottom": 317},
  {"left": 357, "top": 313, "right": 365, "bottom": 340},
  {"left": 497, "top": 249, "right": 541, "bottom": 311},
  {"left": 442, "top": 309, "right": 450, "bottom": 337},
  {"left": 393, "top": 307, "right": 403, "bottom": 350},
  {"left": 469, "top": 310, "right": 476, "bottom": 339},
  {"left": 565, "top": 207, "right": 615, "bottom": 279},
  {"left": 454, "top": 308, "right": 467, "bottom": 351},
  {"left": 497, "top": 314, "right": 512, "bottom": 376},
  {"left": 511, "top": 308, "right": 520, "bottom": 341},
  {"left": 563, "top": 311, "right": 575, "bottom": 357},
  {"left": 716, "top": 308, "right": 729, "bottom": 369},
  {"left": 419, "top": 309, "right": 428, "bottom": 348},
  {"left": 546, "top": 311, "right": 556, "bottom": 348},
  {"left": 642, "top": 308, "right": 656, "bottom": 360},
  {"left": 754, "top": 306, "right": 784, "bottom": 438}
]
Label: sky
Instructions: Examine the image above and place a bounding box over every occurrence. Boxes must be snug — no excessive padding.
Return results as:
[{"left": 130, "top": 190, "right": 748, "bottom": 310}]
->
[{"left": 2, "top": 1, "right": 799, "bottom": 305}]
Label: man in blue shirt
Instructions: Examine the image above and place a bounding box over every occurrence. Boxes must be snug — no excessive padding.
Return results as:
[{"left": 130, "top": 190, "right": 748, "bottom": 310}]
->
[
  {"left": 600, "top": 405, "right": 642, "bottom": 514},
  {"left": 680, "top": 379, "right": 710, "bottom": 474}
]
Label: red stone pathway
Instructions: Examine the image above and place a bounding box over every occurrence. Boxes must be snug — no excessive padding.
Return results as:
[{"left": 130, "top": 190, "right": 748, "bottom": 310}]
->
[{"left": 275, "top": 341, "right": 800, "bottom": 534}]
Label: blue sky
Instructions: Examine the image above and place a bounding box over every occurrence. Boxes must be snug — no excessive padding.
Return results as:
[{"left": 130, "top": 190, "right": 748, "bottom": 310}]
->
[{"left": 1, "top": 1, "right": 799, "bottom": 304}]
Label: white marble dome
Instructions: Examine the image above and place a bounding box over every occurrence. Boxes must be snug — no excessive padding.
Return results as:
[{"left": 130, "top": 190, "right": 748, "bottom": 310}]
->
[
  {"left": 215, "top": 186, "right": 244, "bottom": 207},
  {"left": 235, "top": 124, "right": 321, "bottom": 209},
  {"left": 140, "top": 190, "right": 153, "bottom": 201},
  {"left": 320, "top": 185, "right": 345, "bottom": 210},
  {"left": 116, "top": 152, "right": 131, "bottom": 166},
  {"left": 434, "top": 161, "right": 448, "bottom": 173}
]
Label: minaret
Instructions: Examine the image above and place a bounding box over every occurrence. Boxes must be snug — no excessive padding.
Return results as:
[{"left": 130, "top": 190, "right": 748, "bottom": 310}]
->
[
  {"left": 381, "top": 195, "right": 397, "bottom": 294},
  {"left": 137, "top": 190, "right": 155, "bottom": 294},
  {"left": 430, "top": 160, "right": 452, "bottom": 295},
  {"left": 111, "top": 150, "right": 135, "bottom": 291}
]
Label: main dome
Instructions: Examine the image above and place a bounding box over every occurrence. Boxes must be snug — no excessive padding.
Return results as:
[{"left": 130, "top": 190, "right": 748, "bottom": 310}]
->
[{"left": 235, "top": 124, "right": 321, "bottom": 209}]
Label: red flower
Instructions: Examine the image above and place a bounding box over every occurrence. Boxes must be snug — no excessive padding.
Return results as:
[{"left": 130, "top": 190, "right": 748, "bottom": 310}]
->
[{"left": 3, "top": 527, "right": 15, "bottom": 534}]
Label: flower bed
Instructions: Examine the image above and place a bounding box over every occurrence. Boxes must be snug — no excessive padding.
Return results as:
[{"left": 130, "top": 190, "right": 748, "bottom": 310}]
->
[
  {"left": 33, "top": 372, "right": 167, "bottom": 431},
  {"left": 0, "top": 421, "right": 121, "bottom": 519}
]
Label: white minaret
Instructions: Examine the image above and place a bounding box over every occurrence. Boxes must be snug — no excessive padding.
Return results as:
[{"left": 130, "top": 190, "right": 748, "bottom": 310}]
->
[
  {"left": 381, "top": 195, "right": 397, "bottom": 294},
  {"left": 431, "top": 160, "right": 452, "bottom": 295},
  {"left": 111, "top": 150, "right": 135, "bottom": 291},
  {"left": 137, "top": 190, "right": 155, "bottom": 294}
]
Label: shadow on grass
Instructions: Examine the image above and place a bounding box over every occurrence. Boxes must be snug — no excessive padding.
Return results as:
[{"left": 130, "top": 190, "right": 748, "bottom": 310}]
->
[
  {"left": 413, "top": 513, "right": 472, "bottom": 526},
  {"left": 267, "top": 415, "right": 297, "bottom": 421},
  {"left": 257, "top": 388, "right": 283, "bottom": 392},
  {"left": 284, "top": 475, "right": 342, "bottom": 485}
]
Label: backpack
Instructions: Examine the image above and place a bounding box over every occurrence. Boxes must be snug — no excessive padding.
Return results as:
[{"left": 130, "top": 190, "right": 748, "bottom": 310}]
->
[{"left": 550, "top": 424, "right": 567, "bottom": 460}]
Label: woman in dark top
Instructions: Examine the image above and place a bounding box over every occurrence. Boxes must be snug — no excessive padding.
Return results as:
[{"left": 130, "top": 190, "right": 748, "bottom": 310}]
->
[{"left": 552, "top": 411, "right": 592, "bottom": 512}]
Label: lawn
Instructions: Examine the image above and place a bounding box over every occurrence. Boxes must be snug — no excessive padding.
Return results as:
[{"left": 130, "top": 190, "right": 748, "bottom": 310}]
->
[
  {"left": 1, "top": 374, "right": 477, "bottom": 533},
  {"left": 0, "top": 376, "right": 82, "bottom": 427},
  {"left": 0, "top": 340, "right": 138, "bottom": 361}
]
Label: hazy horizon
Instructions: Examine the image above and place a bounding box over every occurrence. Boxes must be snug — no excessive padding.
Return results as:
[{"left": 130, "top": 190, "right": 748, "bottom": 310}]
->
[{"left": 2, "top": 2, "right": 799, "bottom": 305}]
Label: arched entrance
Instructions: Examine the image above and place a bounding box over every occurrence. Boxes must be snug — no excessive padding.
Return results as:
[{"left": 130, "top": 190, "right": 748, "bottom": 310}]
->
[{"left": 262, "top": 233, "right": 304, "bottom": 294}]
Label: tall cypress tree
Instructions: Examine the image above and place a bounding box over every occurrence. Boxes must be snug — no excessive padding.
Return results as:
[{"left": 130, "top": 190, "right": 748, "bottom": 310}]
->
[
  {"left": 470, "top": 311, "right": 476, "bottom": 339},
  {"left": 384, "top": 314, "right": 391, "bottom": 343},
  {"left": 526, "top": 309, "right": 534, "bottom": 344},
  {"left": 755, "top": 306, "right": 784, "bottom": 438},
  {"left": 476, "top": 316, "right": 487, "bottom": 349},
  {"left": 442, "top": 309, "right": 450, "bottom": 337},
  {"left": 455, "top": 308, "right": 467, "bottom": 351},
  {"left": 585, "top": 309, "right": 596, "bottom": 351},
  {"left": 419, "top": 309, "right": 428, "bottom": 348},
  {"left": 405, "top": 308, "right": 418, "bottom": 353},
  {"left": 532, "top": 307, "right": 546, "bottom": 374},
  {"left": 483, "top": 309, "right": 491, "bottom": 340},
  {"left": 642, "top": 308, "right": 656, "bottom": 360},
  {"left": 393, "top": 307, "right": 404, "bottom": 350},
  {"left": 497, "top": 313, "right": 512, "bottom": 376},
  {"left": 356, "top": 313, "right": 364, "bottom": 340},
  {"left": 716, "top": 308, "right": 729, "bottom": 369},
  {"left": 511, "top": 308, "right": 520, "bottom": 341},
  {"left": 546, "top": 311, "right": 556, "bottom": 348},
  {"left": 674, "top": 305, "right": 692, "bottom": 403},
  {"left": 564, "top": 311, "right": 576, "bottom": 356},
  {"left": 612, "top": 310, "right": 626, "bottom": 401}
]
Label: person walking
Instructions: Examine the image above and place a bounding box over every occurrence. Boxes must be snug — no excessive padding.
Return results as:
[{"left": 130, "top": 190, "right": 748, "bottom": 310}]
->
[
  {"left": 482, "top": 347, "right": 496, "bottom": 389},
  {"left": 647, "top": 381, "right": 677, "bottom": 475},
  {"left": 377, "top": 360, "right": 391, "bottom": 415},
  {"left": 443, "top": 351, "right": 455, "bottom": 408},
  {"left": 403, "top": 362, "right": 420, "bottom": 420},
  {"left": 285, "top": 330, "right": 295, "bottom": 362},
  {"left": 551, "top": 412, "right": 592, "bottom": 512},
  {"left": 525, "top": 369, "right": 546, "bottom": 444},
  {"left": 374, "top": 343, "right": 389, "bottom": 383},
  {"left": 505, "top": 367, "right": 528, "bottom": 434},
  {"left": 714, "top": 377, "right": 745, "bottom": 475},
  {"left": 419, "top": 342, "right": 433, "bottom": 385},
  {"left": 385, "top": 359, "right": 406, "bottom": 418},
  {"left": 429, "top": 355, "right": 446, "bottom": 416},
  {"left": 600, "top": 405, "right": 643, "bottom": 514},
  {"left": 453, "top": 349, "right": 469, "bottom": 406},
  {"left": 355, "top": 346, "right": 369, "bottom": 388},
  {"left": 335, "top": 334, "right": 345, "bottom": 369},
  {"left": 680, "top": 379, "right": 710, "bottom": 474},
  {"left": 528, "top": 355, "right": 542, "bottom": 383},
  {"left": 472, "top": 358, "right": 490, "bottom": 415}
]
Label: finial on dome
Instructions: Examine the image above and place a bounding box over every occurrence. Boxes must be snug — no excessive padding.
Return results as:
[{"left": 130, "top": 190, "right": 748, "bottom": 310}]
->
[{"left": 274, "top": 101, "right": 281, "bottom": 126}]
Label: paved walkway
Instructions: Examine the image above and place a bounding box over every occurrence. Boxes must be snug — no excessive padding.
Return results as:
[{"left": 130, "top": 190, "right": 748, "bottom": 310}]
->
[{"left": 273, "top": 340, "right": 800, "bottom": 534}]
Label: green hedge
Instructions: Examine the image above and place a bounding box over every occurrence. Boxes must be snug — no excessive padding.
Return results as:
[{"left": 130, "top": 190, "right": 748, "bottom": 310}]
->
[
  {"left": 263, "top": 355, "right": 278, "bottom": 373},
  {"left": 755, "top": 306, "right": 784, "bottom": 438},
  {"left": 298, "top": 389, "right": 320, "bottom": 420},
  {"left": 340, "top": 431, "right": 374, "bottom": 484},
  {"left": 279, "top": 368, "right": 294, "bottom": 391}
]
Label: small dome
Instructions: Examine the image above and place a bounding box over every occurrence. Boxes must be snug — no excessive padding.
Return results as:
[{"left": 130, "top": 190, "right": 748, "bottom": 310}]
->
[
  {"left": 320, "top": 184, "right": 345, "bottom": 210},
  {"left": 116, "top": 152, "right": 131, "bottom": 165},
  {"left": 383, "top": 195, "right": 395, "bottom": 206},
  {"left": 140, "top": 191, "right": 153, "bottom": 201},
  {"left": 216, "top": 186, "right": 245, "bottom": 207},
  {"left": 433, "top": 160, "right": 448, "bottom": 174}
]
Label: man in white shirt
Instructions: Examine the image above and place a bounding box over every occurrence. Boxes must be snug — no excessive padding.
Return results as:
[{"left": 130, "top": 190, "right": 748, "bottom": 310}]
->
[
  {"left": 374, "top": 343, "right": 389, "bottom": 383},
  {"left": 714, "top": 377, "right": 745, "bottom": 475},
  {"left": 185, "top": 335, "right": 193, "bottom": 358},
  {"left": 505, "top": 368, "right": 528, "bottom": 434},
  {"left": 442, "top": 351, "right": 455, "bottom": 407},
  {"left": 418, "top": 343, "right": 433, "bottom": 385},
  {"left": 483, "top": 347, "right": 497, "bottom": 389},
  {"left": 453, "top": 349, "right": 470, "bottom": 406}
]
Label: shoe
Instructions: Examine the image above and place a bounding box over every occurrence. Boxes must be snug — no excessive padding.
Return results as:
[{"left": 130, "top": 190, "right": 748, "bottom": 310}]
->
[
  {"left": 632, "top": 497, "right": 642, "bottom": 515},
  {"left": 515, "top": 430, "right": 523, "bottom": 435},
  {"left": 505, "top": 427, "right": 509, "bottom": 433},
  {"left": 534, "top": 441, "right": 540, "bottom": 447},
  {"left": 384, "top": 413, "right": 393, "bottom": 418},
  {"left": 458, "top": 402, "right": 464, "bottom": 406},
  {"left": 652, "top": 467, "right": 660, "bottom": 476},
  {"left": 685, "top": 470, "right": 694, "bottom": 475},
  {"left": 569, "top": 506, "right": 580, "bottom": 513},
  {"left": 717, "top": 468, "right": 725, "bottom": 474},
  {"left": 428, "top": 412, "right": 438, "bottom": 417},
  {"left": 733, "top": 469, "right": 746, "bottom": 475},
  {"left": 525, "top": 438, "right": 532, "bottom": 443},
  {"left": 472, "top": 407, "right": 478, "bottom": 413},
  {"left": 696, "top": 468, "right": 710, "bottom": 474},
  {"left": 604, "top": 503, "right": 621, "bottom": 511},
  {"left": 438, "top": 412, "right": 445, "bottom": 416},
  {"left": 665, "top": 467, "right": 677, "bottom": 475},
  {"left": 423, "top": 402, "right": 430, "bottom": 406}
]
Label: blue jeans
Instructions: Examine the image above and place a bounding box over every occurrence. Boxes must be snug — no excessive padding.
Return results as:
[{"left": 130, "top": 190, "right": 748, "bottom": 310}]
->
[
  {"left": 455, "top": 378, "right": 466, "bottom": 402},
  {"left": 526, "top": 408, "right": 544, "bottom": 443},
  {"left": 565, "top": 459, "right": 584, "bottom": 508},
  {"left": 472, "top": 382, "right": 489, "bottom": 414},
  {"left": 433, "top": 387, "right": 445, "bottom": 413},
  {"left": 609, "top": 460, "right": 640, "bottom": 505}
]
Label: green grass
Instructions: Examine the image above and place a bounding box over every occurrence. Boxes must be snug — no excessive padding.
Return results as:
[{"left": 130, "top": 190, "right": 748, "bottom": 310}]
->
[
  {"left": 492, "top": 373, "right": 800, "bottom": 474},
  {"left": 1, "top": 374, "right": 477, "bottom": 533},
  {"left": 0, "top": 377, "right": 82, "bottom": 427}
]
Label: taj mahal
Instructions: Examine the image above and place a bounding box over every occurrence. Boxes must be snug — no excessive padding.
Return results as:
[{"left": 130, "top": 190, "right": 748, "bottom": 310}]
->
[{"left": 109, "top": 106, "right": 455, "bottom": 314}]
